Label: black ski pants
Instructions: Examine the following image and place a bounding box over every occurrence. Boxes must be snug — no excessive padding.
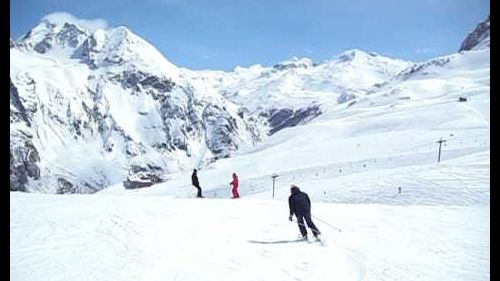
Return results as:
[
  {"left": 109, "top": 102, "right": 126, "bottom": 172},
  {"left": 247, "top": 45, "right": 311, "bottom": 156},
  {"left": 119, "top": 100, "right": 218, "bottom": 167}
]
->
[
  {"left": 296, "top": 212, "right": 320, "bottom": 237},
  {"left": 193, "top": 184, "right": 203, "bottom": 197}
]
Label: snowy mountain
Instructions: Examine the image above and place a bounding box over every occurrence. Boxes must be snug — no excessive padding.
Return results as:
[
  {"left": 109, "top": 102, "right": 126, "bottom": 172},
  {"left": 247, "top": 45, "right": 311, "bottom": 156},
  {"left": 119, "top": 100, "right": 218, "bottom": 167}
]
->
[
  {"left": 10, "top": 19, "right": 263, "bottom": 193},
  {"left": 10, "top": 15, "right": 488, "bottom": 194}
]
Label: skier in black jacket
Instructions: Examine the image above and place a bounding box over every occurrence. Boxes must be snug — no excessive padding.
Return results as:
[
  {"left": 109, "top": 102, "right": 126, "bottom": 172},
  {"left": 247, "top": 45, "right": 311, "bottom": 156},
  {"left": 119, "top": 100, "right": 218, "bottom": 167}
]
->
[
  {"left": 191, "top": 169, "right": 203, "bottom": 198},
  {"left": 288, "top": 185, "right": 320, "bottom": 239}
]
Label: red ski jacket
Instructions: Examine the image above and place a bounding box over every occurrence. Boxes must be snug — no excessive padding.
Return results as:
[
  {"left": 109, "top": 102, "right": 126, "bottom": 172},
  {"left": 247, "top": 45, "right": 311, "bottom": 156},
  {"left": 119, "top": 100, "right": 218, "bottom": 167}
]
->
[{"left": 231, "top": 176, "right": 239, "bottom": 189}]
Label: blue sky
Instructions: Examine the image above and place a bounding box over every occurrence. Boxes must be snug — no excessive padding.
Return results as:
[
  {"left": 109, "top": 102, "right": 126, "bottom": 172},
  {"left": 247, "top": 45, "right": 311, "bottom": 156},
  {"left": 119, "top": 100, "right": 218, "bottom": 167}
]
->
[{"left": 11, "top": 0, "right": 489, "bottom": 71}]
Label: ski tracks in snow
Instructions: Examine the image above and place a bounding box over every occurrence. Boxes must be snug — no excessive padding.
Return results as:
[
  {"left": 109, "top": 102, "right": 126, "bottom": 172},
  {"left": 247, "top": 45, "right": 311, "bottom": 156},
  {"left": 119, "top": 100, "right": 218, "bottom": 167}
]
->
[
  {"left": 11, "top": 192, "right": 489, "bottom": 281},
  {"left": 128, "top": 199, "right": 368, "bottom": 281}
]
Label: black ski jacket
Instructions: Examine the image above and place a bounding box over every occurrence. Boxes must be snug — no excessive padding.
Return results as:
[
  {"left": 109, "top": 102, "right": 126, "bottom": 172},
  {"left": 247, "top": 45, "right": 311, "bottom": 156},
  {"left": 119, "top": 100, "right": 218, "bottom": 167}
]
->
[
  {"left": 192, "top": 172, "right": 199, "bottom": 186},
  {"left": 289, "top": 191, "right": 311, "bottom": 216}
]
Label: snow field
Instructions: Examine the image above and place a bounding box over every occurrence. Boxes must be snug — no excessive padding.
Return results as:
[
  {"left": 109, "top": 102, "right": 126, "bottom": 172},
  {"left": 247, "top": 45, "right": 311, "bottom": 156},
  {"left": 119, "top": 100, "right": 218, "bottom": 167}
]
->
[{"left": 10, "top": 192, "right": 489, "bottom": 281}]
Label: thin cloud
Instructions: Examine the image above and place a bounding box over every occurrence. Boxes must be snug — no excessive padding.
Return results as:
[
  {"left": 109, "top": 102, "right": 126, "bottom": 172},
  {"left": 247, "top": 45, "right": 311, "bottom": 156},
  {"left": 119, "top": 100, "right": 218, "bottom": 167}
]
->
[
  {"left": 42, "top": 12, "right": 108, "bottom": 32},
  {"left": 414, "top": 48, "right": 437, "bottom": 54}
]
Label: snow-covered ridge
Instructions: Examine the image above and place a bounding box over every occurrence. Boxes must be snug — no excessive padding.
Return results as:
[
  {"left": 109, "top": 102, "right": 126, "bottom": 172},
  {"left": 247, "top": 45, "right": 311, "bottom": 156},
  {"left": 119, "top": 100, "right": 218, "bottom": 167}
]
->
[
  {"left": 460, "top": 14, "right": 490, "bottom": 52},
  {"left": 185, "top": 48, "right": 412, "bottom": 117},
  {"left": 273, "top": 57, "right": 316, "bottom": 70}
]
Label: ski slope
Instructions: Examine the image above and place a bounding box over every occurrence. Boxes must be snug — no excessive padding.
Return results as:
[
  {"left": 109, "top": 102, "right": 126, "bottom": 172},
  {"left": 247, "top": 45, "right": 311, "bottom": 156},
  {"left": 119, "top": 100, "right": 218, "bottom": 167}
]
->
[{"left": 11, "top": 174, "right": 489, "bottom": 281}]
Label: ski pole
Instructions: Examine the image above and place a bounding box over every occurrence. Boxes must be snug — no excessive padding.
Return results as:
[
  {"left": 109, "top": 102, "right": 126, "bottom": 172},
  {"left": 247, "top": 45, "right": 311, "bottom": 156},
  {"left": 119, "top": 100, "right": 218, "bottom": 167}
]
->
[
  {"left": 292, "top": 217, "right": 342, "bottom": 233},
  {"left": 312, "top": 215, "right": 342, "bottom": 232}
]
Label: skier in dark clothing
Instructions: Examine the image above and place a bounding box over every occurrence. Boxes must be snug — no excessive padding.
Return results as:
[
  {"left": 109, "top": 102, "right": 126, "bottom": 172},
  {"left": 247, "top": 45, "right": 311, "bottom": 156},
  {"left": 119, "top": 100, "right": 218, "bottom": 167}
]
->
[
  {"left": 191, "top": 169, "right": 203, "bottom": 198},
  {"left": 288, "top": 185, "right": 321, "bottom": 240}
]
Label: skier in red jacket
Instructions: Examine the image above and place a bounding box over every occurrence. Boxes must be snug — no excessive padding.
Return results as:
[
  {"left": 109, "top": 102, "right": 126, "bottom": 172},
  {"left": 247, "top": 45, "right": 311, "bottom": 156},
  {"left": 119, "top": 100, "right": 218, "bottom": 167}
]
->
[{"left": 230, "top": 173, "right": 240, "bottom": 198}]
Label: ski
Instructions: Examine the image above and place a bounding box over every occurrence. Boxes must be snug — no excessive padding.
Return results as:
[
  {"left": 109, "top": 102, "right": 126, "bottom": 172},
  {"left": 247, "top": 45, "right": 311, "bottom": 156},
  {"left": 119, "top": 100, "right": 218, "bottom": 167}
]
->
[
  {"left": 300, "top": 237, "right": 326, "bottom": 246},
  {"left": 313, "top": 237, "right": 326, "bottom": 246}
]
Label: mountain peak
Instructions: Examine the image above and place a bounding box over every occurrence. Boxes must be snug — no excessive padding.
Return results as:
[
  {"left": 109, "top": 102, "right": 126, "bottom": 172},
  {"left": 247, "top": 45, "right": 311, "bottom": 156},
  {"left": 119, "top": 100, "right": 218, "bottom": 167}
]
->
[
  {"left": 335, "top": 49, "right": 372, "bottom": 62},
  {"left": 17, "top": 13, "right": 111, "bottom": 55},
  {"left": 19, "top": 19, "right": 90, "bottom": 54},
  {"left": 273, "top": 57, "right": 315, "bottom": 71},
  {"left": 77, "top": 25, "right": 180, "bottom": 78},
  {"left": 459, "top": 14, "right": 490, "bottom": 52},
  {"left": 16, "top": 15, "right": 179, "bottom": 77},
  {"left": 41, "top": 12, "right": 108, "bottom": 33}
]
